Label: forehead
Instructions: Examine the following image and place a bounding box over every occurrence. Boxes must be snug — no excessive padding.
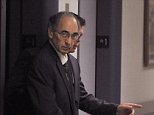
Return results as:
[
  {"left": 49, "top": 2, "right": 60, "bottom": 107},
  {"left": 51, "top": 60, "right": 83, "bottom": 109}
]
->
[{"left": 57, "top": 16, "right": 79, "bottom": 32}]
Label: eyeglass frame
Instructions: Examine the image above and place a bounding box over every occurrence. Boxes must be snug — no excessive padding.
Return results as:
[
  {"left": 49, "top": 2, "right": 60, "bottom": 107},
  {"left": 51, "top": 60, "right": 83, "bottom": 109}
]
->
[{"left": 54, "top": 30, "right": 82, "bottom": 41}]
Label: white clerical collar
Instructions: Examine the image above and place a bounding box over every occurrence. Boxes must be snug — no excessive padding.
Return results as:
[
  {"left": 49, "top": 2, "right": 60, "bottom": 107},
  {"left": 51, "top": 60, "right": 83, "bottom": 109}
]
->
[{"left": 49, "top": 40, "right": 68, "bottom": 65}]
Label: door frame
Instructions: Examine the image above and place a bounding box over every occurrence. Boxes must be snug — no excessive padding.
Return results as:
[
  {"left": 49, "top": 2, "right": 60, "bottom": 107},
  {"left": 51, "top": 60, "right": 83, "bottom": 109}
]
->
[{"left": 0, "top": 0, "right": 6, "bottom": 114}]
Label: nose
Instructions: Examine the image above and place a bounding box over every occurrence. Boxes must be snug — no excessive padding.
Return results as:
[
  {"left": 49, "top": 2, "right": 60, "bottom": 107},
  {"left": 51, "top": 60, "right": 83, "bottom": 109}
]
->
[{"left": 65, "top": 37, "right": 72, "bottom": 47}]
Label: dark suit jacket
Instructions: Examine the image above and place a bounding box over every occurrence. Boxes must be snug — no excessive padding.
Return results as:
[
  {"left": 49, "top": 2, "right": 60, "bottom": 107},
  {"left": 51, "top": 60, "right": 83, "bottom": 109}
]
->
[{"left": 26, "top": 41, "right": 118, "bottom": 115}]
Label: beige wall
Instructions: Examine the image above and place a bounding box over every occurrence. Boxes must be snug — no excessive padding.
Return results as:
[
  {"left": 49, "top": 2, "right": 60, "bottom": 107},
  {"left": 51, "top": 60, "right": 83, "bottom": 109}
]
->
[
  {"left": 121, "top": 0, "right": 154, "bottom": 114},
  {"left": 79, "top": 0, "right": 96, "bottom": 114}
]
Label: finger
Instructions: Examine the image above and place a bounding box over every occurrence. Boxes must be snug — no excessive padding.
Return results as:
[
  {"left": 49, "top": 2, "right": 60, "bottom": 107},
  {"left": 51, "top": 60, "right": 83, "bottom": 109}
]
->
[
  {"left": 132, "top": 109, "right": 135, "bottom": 114},
  {"left": 123, "top": 103, "right": 143, "bottom": 108},
  {"left": 129, "top": 109, "right": 135, "bottom": 115},
  {"left": 120, "top": 104, "right": 133, "bottom": 109},
  {"left": 126, "top": 103, "right": 143, "bottom": 108}
]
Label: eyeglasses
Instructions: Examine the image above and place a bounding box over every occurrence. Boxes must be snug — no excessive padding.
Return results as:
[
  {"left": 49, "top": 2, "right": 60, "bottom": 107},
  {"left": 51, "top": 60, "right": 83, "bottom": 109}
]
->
[{"left": 55, "top": 30, "right": 81, "bottom": 41}]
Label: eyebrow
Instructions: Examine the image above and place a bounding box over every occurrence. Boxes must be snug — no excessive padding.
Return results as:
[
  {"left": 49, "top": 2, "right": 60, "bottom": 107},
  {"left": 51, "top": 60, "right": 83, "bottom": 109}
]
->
[{"left": 60, "top": 30, "right": 79, "bottom": 34}]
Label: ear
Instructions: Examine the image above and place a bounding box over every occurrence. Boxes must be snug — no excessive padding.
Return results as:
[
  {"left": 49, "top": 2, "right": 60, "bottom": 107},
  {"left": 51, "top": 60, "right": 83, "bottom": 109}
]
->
[{"left": 48, "top": 27, "right": 53, "bottom": 38}]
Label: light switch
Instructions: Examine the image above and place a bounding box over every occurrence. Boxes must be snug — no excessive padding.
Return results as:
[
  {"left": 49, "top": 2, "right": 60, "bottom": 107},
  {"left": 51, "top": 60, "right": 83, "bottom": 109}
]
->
[{"left": 96, "top": 35, "right": 110, "bottom": 48}]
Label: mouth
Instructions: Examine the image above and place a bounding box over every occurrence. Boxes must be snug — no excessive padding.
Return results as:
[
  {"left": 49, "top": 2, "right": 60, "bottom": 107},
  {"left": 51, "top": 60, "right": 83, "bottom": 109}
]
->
[
  {"left": 62, "top": 46, "right": 71, "bottom": 51},
  {"left": 73, "top": 46, "right": 76, "bottom": 49}
]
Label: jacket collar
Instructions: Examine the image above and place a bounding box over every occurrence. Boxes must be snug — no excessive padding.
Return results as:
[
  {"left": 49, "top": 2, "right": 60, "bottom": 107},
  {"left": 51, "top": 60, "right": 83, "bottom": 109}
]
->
[{"left": 49, "top": 40, "right": 68, "bottom": 65}]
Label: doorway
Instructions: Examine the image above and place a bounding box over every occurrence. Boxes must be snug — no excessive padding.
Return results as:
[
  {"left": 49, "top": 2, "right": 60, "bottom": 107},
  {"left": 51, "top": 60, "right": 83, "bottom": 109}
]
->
[
  {"left": 5, "top": 0, "right": 58, "bottom": 81},
  {"left": 2, "top": 0, "right": 58, "bottom": 115}
]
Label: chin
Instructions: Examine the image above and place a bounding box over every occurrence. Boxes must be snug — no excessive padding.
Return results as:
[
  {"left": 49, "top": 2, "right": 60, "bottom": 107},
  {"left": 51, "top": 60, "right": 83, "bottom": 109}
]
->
[{"left": 62, "top": 51, "right": 69, "bottom": 54}]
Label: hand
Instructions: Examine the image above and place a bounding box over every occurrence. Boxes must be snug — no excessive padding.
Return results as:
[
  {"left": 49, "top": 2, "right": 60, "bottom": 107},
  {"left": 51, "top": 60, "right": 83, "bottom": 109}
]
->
[{"left": 117, "top": 103, "right": 142, "bottom": 115}]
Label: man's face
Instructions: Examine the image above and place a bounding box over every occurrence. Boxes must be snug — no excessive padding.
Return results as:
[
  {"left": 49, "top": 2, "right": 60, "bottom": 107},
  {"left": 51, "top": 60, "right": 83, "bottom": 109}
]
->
[
  {"left": 70, "top": 26, "right": 84, "bottom": 53},
  {"left": 48, "top": 16, "right": 79, "bottom": 55}
]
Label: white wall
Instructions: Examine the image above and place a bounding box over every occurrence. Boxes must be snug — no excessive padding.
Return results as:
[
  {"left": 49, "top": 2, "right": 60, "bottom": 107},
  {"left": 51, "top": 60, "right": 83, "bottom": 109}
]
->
[
  {"left": 121, "top": 0, "right": 154, "bottom": 114},
  {"left": 79, "top": 0, "right": 96, "bottom": 115}
]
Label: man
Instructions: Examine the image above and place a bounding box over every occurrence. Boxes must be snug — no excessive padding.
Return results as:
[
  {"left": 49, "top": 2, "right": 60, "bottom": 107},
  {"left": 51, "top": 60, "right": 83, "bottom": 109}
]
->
[
  {"left": 69, "top": 13, "right": 86, "bottom": 53},
  {"left": 26, "top": 11, "right": 142, "bottom": 115}
]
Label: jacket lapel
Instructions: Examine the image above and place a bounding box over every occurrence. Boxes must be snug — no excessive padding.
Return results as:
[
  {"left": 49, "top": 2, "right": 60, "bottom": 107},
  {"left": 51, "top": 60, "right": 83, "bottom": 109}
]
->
[
  {"left": 47, "top": 41, "right": 75, "bottom": 114},
  {"left": 46, "top": 41, "right": 72, "bottom": 99}
]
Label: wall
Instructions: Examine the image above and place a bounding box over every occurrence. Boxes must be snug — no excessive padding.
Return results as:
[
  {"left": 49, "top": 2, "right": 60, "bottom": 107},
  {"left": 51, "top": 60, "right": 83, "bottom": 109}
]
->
[
  {"left": 79, "top": 0, "right": 96, "bottom": 114},
  {"left": 121, "top": 0, "right": 154, "bottom": 114}
]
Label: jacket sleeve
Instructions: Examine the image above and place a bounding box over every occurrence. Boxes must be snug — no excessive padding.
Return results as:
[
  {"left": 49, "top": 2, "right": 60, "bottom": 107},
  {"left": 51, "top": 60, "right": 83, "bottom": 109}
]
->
[
  {"left": 79, "top": 77, "right": 118, "bottom": 115},
  {"left": 69, "top": 54, "right": 118, "bottom": 115}
]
